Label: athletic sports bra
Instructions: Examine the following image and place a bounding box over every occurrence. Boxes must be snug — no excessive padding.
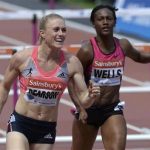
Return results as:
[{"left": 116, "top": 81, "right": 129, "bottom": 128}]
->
[
  {"left": 19, "top": 47, "right": 69, "bottom": 106},
  {"left": 87, "top": 37, "right": 125, "bottom": 86}
]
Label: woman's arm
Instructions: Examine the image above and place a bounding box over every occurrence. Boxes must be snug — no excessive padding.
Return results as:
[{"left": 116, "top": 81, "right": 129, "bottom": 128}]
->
[
  {"left": 0, "top": 52, "right": 21, "bottom": 113},
  {"left": 68, "top": 55, "right": 100, "bottom": 108},
  {"left": 68, "top": 80, "right": 88, "bottom": 123},
  {"left": 120, "top": 38, "right": 150, "bottom": 63}
]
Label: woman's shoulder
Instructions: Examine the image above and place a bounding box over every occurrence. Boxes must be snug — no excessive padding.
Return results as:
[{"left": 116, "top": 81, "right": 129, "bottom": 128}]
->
[
  {"left": 117, "top": 38, "right": 130, "bottom": 46},
  {"left": 117, "top": 38, "right": 132, "bottom": 53},
  {"left": 63, "top": 50, "right": 78, "bottom": 62},
  {"left": 81, "top": 40, "right": 92, "bottom": 50},
  {"left": 10, "top": 47, "right": 33, "bottom": 67}
]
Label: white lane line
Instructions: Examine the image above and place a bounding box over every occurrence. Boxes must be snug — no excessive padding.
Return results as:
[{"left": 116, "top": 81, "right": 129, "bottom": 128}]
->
[
  {"left": 0, "top": 74, "right": 4, "bottom": 80},
  {"left": 127, "top": 124, "right": 150, "bottom": 134},
  {"left": 0, "top": 35, "right": 28, "bottom": 45},
  {"left": 61, "top": 98, "right": 75, "bottom": 108},
  {"left": 123, "top": 75, "right": 150, "bottom": 86},
  {"left": 0, "top": 129, "right": 6, "bottom": 136}
]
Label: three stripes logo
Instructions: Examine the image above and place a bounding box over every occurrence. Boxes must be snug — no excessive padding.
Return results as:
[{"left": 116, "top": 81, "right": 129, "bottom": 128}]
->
[
  {"left": 44, "top": 133, "right": 53, "bottom": 139},
  {"left": 58, "top": 72, "right": 66, "bottom": 78}
]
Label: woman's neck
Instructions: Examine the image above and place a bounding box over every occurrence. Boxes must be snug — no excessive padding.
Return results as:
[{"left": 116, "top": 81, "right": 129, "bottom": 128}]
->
[
  {"left": 96, "top": 36, "right": 115, "bottom": 54},
  {"left": 38, "top": 45, "right": 61, "bottom": 62}
]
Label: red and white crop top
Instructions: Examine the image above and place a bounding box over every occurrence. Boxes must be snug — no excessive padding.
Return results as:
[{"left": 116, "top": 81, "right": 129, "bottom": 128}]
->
[{"left": 19, "top": 47, "right": 69, "bottom": 106}]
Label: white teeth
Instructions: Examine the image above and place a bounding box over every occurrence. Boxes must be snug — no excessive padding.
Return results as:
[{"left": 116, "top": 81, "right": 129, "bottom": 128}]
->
[{"left": 56, "top": 39, "right": 63, "bottom": 42}]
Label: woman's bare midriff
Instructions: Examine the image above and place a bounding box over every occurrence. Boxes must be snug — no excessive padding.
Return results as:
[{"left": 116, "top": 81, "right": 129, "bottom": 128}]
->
[
  {"left": 94, "top": 85, "right": 120, "bottom": 106},
  {"left": 15, "top": 93, "right": 58, "bottom": 122}
]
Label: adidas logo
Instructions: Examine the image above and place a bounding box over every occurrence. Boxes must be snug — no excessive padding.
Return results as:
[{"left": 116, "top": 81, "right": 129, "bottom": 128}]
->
[
  {"left": 44, "top": 133, "right": 53, "bottom": 139},
  {"left": 114, "top": 101, "right": 125, "bottom": 111},
  {"left": 9, "top": 114, "right": 16, "bottom": 123},
  {"left": 58, "top": 72, "right": 65, "bottom": 78}
]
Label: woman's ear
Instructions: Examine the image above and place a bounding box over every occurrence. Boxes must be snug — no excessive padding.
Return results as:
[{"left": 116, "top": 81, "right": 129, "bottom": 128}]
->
[{"left": 39, "top": 30, "right": 45, "bottom": 39}]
